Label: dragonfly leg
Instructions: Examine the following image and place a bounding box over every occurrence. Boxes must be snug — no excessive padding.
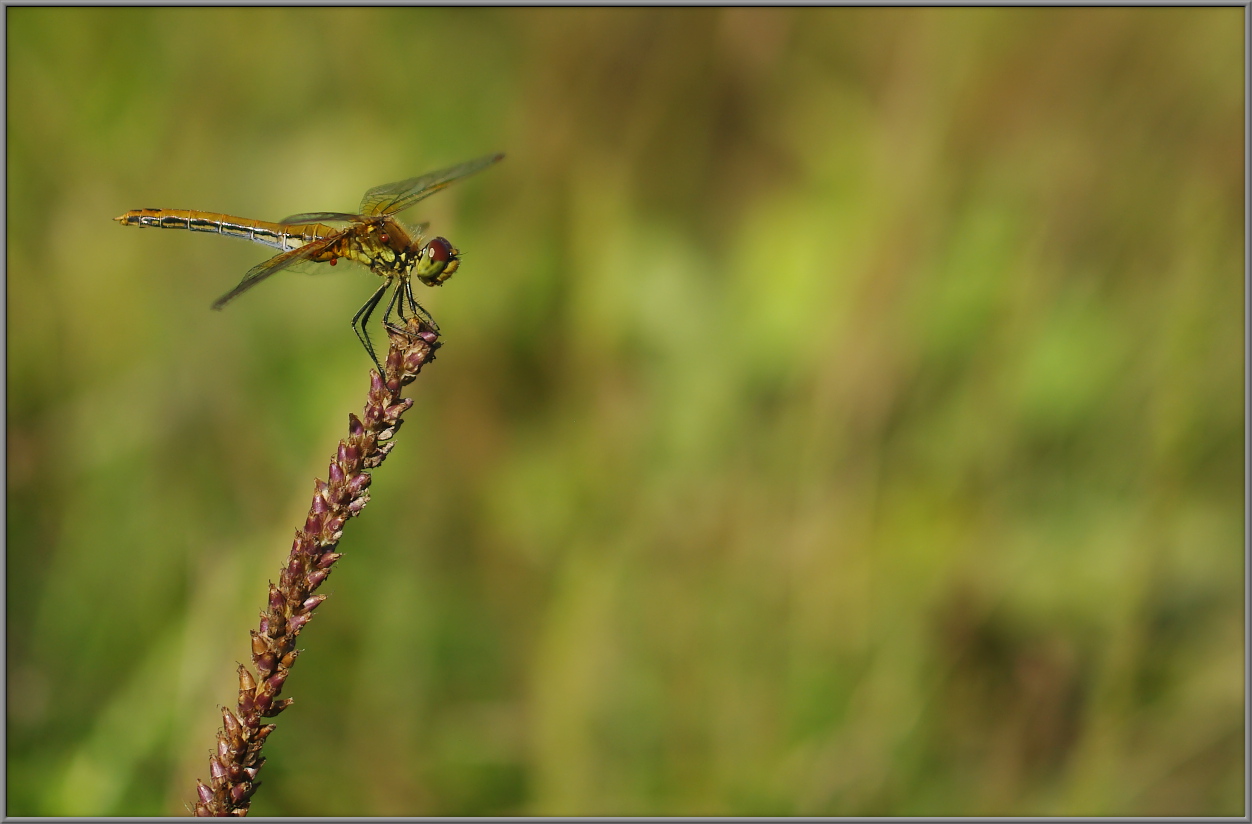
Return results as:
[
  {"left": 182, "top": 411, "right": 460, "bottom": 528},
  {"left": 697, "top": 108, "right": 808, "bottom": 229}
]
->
[
  {"left": 404, "top": 278, "right": 438, "bottom": 332},
  {"left": 380, "top": 276, "right": 406, "bottom": 327},
  {"left": 402, "top": 279, "right": 417, "bottom": 317},
  {"left": 380, "top": 277, "right": 412, "bottom": 337},
  {"left": 384, "top": 277, "right": 439, "bottom": 338},
  {"left": 352, "top": 280, "right": 392, "bottom": 376}
]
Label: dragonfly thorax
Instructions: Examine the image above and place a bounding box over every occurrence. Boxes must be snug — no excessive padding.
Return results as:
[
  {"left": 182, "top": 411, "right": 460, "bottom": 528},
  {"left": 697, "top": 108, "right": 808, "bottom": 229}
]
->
[{"left": 343, "top": 220, "right": 458, "bottom": 288}]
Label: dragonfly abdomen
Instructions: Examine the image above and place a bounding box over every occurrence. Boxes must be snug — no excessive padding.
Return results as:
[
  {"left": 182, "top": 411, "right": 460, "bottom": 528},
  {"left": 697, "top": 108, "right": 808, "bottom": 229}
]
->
[{"left": 113, "top": 208, "right": 328, "bottom": 252}]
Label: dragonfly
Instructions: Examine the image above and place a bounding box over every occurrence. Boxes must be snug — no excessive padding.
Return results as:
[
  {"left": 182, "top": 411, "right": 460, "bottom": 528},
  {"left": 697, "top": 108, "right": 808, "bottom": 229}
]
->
[{"left": 115, "top": 153, "right": 504, "bottom": 375}]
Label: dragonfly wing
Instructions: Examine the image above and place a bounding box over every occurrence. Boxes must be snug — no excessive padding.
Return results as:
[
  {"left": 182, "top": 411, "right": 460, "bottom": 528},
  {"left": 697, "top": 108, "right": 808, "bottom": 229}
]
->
[
  {"left": 210, "top": 234, "right": 339, "bottom": 310},
  {"left": 359, "top": 153, "right": 504, "bottom": 217},
  {"left": 278, "top": 211, "right": 362, "bottom": 224}
]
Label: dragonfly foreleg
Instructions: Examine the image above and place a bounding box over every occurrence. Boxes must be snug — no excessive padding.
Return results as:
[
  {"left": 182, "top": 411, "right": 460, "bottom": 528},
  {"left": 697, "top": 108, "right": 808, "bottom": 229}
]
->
[
  {"left": 352, "top": 280, "right": 392, "bottom": 377},
  {"left": 402, "top": 278, "right": 438, "bottom": 331},
  {"left": 382, "top": 277, "right": 439, "bottom": 341}
]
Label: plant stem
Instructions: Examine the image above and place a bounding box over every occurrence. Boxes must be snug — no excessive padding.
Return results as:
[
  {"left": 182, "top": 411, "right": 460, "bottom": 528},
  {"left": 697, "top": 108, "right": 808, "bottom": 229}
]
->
[{"left": 191, "top": 317, "right": 441, "bottom": 816}]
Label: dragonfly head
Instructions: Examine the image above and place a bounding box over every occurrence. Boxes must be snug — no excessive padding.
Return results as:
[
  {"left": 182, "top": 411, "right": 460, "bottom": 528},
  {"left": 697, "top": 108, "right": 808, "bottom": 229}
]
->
[{"left": 414, "top": 236, "right": 460, "bottom": 286}]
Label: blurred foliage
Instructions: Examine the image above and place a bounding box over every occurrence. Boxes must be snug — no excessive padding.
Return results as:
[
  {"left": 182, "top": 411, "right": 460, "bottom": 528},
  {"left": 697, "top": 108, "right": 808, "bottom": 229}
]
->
[{"left": 6, "top": 7, "right": 1244, "bottom": 817}]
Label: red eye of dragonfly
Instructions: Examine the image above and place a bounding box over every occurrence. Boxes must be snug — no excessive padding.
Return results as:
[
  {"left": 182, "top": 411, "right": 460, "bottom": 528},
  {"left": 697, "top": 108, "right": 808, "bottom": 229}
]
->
[{"left": 427, "top": 237, "right": 452, "bottom": 262}]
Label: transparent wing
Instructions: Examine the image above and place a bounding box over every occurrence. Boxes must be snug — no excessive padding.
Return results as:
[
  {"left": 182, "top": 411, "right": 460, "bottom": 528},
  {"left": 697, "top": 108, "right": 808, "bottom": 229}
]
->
[
  {"left": 278, "top": 211, "right": 363, "bottom": 224},
  {"left": 210, "top": 233, "right": 341, "bottom": 310},
  {"left": 359, "top": 153, "right": 504, "bottom": 217}
]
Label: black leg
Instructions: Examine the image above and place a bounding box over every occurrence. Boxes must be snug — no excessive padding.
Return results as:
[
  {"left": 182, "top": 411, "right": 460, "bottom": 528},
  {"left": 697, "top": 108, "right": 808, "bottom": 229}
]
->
[
  {"left": 381, "top": 276, "right": 405, "bottom": 326},
  {"left": 352, "top": 279, "right": 391, "bottom": 376},
  {"left": 404, "top": 279, "right": 419, "bottom": 317},
  {"left": 380, "top": 276, "right": 413, "bottom": 340},
  {"left": 404, "top": 278, "right": 438, "bottom": 331}
]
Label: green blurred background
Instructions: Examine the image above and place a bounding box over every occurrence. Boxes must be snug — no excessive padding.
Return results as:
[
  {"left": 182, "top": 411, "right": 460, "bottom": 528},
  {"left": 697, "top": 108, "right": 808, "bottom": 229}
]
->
[{"left": 6, "top": 7, "right": 1244, "bottom": 817}]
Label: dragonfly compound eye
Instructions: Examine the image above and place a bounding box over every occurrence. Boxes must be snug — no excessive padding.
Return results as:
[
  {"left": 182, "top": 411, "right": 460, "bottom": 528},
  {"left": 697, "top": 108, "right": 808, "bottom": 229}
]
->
[
  {"left": 416, "top": 236, "right": 460, "bottom": 284},
  {"left": 428, "top": 237, "right": 453, "bottom": 262}
]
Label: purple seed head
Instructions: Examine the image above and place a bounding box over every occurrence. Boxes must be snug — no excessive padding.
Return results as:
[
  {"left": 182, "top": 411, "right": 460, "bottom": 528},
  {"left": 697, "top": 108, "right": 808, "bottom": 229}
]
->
[
  {"left": 303, "top": 512, "right": 325, "bottom": 536},
  {"left": 266, "top": 670, "right": 289, "bottom": 693},
  {"left": 266, "top": 697, "right": 294, "bottom": 716},
  {"left": 222, "top": 708, "right": 241, "bottom": 737},
  {"left": 310, "top": 489, "right": 329, "bottom": 515},
  {"left": 255, "top": 652, "right": 277, "bottom": 676},
  {"left": 269, "top": 586, "right": 285, "bottom": 614}
]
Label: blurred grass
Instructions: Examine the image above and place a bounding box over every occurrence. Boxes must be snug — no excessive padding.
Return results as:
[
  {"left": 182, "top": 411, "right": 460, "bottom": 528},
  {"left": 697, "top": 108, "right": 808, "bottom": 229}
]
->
[{"left": 6, "top": 7, "right": 1244, "bottom": 817}]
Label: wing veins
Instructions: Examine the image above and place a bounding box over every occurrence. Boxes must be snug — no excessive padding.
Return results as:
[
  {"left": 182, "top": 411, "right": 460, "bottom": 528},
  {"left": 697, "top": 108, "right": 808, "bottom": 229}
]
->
[
  {"left": 278, "top": 211, "right": 362, "bottom": 225},
  {"left": 211, "top": 234, "right": 340, "bottom": 310},
  {"left": 360, "top": 153, "right": 504, "bottom": 217}
]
